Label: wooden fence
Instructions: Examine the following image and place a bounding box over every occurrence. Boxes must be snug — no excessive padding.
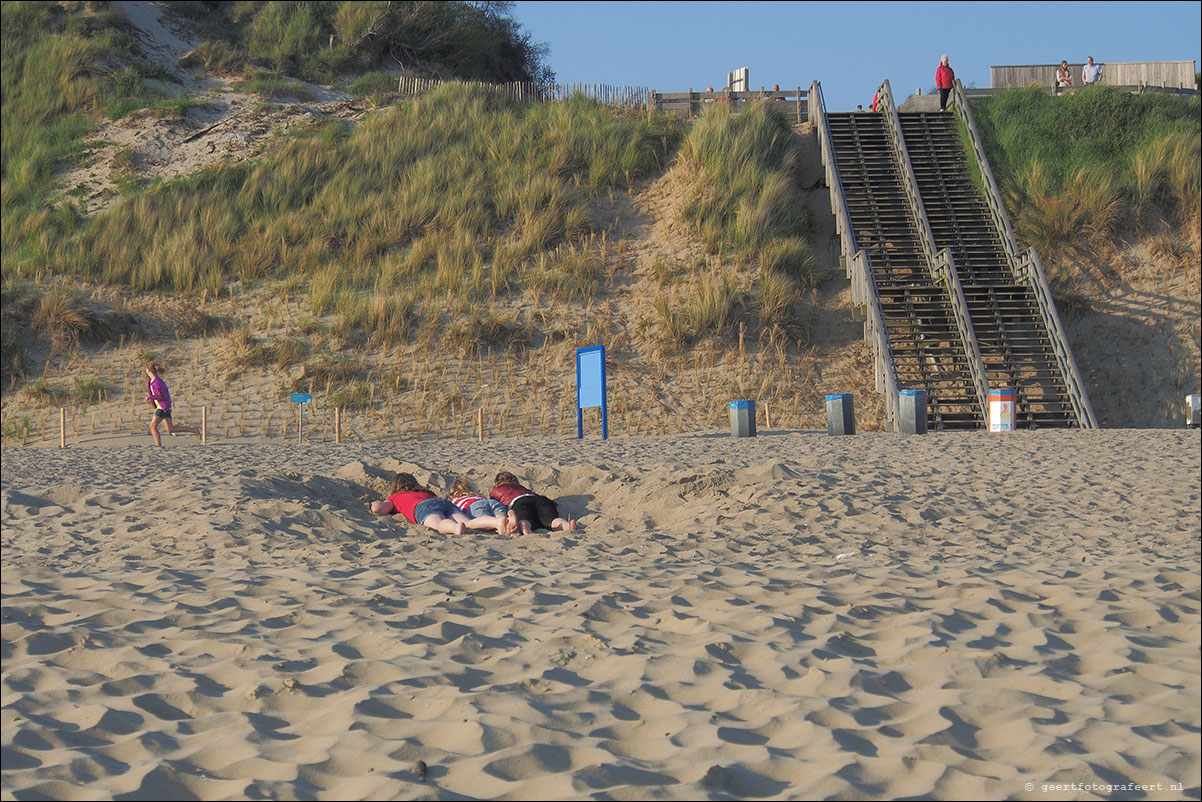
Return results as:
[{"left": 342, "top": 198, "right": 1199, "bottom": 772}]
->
[
  {"left": 396, "top": 75, "right": 809, "bottom": 121},
  {"left": 397, "top": 75, "right": 652, "bottom": 106},
  {"left": 990, "top": 60, "right": 1197, "bottom": 91},
  {"left": 649, "top": 87, "right": 808, "bottom": 122}
]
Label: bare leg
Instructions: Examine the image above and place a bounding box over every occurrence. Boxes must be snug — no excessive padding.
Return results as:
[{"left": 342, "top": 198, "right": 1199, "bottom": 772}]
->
[
  {"left": 422, "top": 514, "right": 466, "bottom": 536},
  {"left": 165, "top": 418, "right": 199, "bottom": 437},
  {"left": 465, "top": 515, "right": 510, "bottom": 536},
  {"left": 149, "top": 416, "right": 163, "bottom": 446}
]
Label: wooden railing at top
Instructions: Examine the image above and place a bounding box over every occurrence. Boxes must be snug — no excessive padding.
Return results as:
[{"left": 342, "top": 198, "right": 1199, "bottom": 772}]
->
[
  {"left": 949, "top": 79, "right": 1098, "bottom": 428},
  {"left": 809, "top": 80, "right": 900, "bottom": 430},
  {"left": 876, "top": 79, "right": 990, "bottom": 417},
  {"left": 396, "top": 75, "right": 808, "bottom": 121}
]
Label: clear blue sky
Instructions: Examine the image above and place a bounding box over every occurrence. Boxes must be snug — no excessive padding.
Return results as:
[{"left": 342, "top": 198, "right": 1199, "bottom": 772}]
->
[{"left": 511, "top": 1, "right": 1202, "bottom": 111}]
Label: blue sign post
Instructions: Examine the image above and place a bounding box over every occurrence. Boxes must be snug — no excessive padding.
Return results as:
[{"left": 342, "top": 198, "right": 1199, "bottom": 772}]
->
[
  {"left": 291, "top": 393, "right": 312, "bottom": 442},
  {"left": 576, "top": 345, "right": 607, "bottom": 440}
]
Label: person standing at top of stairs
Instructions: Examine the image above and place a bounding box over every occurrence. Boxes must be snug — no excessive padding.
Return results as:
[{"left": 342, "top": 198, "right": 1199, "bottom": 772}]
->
[{"left": 936, "top": 55, "right": 955, "bottom": 111}]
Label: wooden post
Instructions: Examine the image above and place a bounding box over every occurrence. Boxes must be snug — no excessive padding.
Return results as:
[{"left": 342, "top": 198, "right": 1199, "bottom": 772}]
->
[
  {"left": 796, "top": 87, "right": 802, "bottom": 124},
  {"left": 335, "top": 407, "right": 342, "bottom": 443},
  {"left": 477, "top": 406, "right": 484, "bottom": 441},
  {"left": 60, "top": 408, "right": 66, "bottom": 448},
  {"left": 765, "top": 402, "right": 772, "bottom": 430},
  {"left": 202, "top": 406, "right": 207, "bottom": 444}
]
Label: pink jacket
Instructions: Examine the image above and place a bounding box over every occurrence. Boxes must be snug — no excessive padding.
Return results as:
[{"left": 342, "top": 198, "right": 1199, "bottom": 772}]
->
[{"left": 146, "top": 374, "right": 171, "bottom": 410}]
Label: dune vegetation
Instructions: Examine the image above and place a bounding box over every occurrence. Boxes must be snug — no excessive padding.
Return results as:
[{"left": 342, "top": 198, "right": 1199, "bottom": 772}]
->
[
  {"left": 3, "top": 1, "right": 837, "bottom": 440},
  {"left": 2, "top": 2, "right": 1197, "bottom": 441},
  {"left": 971, "top": 86, "right": 1200, "bottom": 269}
]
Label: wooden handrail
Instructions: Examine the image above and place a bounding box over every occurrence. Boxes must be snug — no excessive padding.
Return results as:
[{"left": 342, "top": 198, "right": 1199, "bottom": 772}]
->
[
  {"left": 811, "top": 80, "right": 900, "bottom": 429},
  {"left": 878, "top": 79, "right": 990, "bottom": 417},
  {"left": 934, "top": 250, "right": 991, "bottom": 413},
  {"left": 950, "top": 79, "right": 1098, "bottom": 428},
  {"left": 948, "top": 80, "right": 1021, "bottom": 268},
  {"left": 1018, "top": 248, "right": 1099, "bottom": 428}
]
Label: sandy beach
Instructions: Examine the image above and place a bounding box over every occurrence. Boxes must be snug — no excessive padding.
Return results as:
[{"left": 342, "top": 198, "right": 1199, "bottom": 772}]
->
[{"left": 2, "top": 429, "right": 1199, "bottom": 800}]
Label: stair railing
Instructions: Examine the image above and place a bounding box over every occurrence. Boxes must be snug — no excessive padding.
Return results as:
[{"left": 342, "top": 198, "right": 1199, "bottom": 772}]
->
[
  {"left": 854, "top": 251, "right": 902, "bottom": 426},
  {"left": 934, "top": 249, "right": 992, "bottom": 413},
  {"left": 950, "top": 79, "right": 1099, "bottom": 428},
  {"left": 1016, "top": 248, "right": 1099, "bottom": 428},
  {"left": 877, "top": 79, "right": 990, "bottom": 417},
  {"left": 810, "top": 80, "right": 900, "bottom": 429},
  {"left": 948, "top": 79, "right": 1023, "bottom": 265}
]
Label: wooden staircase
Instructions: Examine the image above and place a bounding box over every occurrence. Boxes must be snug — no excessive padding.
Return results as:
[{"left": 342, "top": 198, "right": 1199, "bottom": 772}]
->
[
  {"left": 811, "top": 78, "right": 1095, "bottom": 430},
  {"left": 826, "top": 111, "right": 983, "bottom": 429},
  {"left": 899, "top": 112, "right": 1078, "bottom": 428}
]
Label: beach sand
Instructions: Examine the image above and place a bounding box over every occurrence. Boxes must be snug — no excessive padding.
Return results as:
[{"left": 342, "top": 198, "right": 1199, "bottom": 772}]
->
[{"left": 2, "top": 429, "right": 1199, "bottom": 800}]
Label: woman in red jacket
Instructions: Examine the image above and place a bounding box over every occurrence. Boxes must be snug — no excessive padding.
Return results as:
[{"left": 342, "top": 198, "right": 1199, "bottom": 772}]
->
[{"left": 936, "top": 54, "right": 955, "bottom": 111}]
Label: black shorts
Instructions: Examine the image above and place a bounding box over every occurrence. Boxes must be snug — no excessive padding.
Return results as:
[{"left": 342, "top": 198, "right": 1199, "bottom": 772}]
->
[
  {"left": 511, "top": 495, "right": 560, "bottom": 530},
  {"left": 154, "top": 408, "right": 172, "bottom": 420}
]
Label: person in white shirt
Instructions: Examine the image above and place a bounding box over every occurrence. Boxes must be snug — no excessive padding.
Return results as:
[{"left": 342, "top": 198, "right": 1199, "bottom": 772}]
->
[
  {"left": 1056, "top": 60, "right": 1073, "bottom": 90},
  {"left": 1082, "top": 56, "right": 1103, "bottom": 85}
]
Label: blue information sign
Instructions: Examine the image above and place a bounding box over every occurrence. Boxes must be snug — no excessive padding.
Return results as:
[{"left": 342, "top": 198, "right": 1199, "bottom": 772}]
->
[
  {"left": 291, "top": 393, "right": 313, "bottom": 404},
  {"left": 575, "top": 345, "right": 607, "bottom": 440}
]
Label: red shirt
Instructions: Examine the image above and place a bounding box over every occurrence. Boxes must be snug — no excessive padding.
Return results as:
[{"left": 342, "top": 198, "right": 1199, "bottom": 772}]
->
[
  {"left": 490, "top": 483, "right": 533, "bottom": 506},
  {"left": 389, "top": 490, "right": 435, "bottom": 523},
  {"left": 936, "top": 64, "right": 955, "bottom": 90}
]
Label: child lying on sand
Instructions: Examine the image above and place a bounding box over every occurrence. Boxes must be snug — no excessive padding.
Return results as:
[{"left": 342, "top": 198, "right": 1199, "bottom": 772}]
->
[
  {"left": 490, "top": 471, "right": 577, "bottom": 536},
  {"left": 448, "top": 477, "right": 515, "bottom": 537}
]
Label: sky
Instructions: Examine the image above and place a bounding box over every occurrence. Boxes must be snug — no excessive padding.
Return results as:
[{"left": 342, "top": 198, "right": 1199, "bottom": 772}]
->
[{"left": 510, "top": 1, "right": 1202, "bottom": 112}]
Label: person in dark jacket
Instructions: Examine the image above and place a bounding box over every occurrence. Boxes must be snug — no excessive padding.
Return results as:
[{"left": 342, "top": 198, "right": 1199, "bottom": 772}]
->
[{"left": 936, "top": 54, "right": 955, "bottom": 111}]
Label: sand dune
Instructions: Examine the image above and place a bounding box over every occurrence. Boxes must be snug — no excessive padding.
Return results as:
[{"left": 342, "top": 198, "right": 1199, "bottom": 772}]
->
[{"left": 2, "top": 429, "right": 1199, "bottom": 799}]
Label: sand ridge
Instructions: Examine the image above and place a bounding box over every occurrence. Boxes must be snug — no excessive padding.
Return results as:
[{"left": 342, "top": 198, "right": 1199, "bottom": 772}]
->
[{"left": 2, "top": 430, "right": 1199, "bottom": 799}]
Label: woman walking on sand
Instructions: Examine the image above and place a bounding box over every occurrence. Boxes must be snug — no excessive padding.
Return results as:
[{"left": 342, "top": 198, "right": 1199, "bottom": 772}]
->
[{"left": 145, "top": 362, "right": 199, "bottom": 446}]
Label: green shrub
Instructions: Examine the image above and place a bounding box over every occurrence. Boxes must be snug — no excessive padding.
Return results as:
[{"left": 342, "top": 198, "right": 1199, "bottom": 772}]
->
[
  {"left": 350, "top": 71, "right": 396, "bottom": 98},
  {"left": 235, "top": 71, "right": 316, "bottom": 100},
  {"left": 74, "top": 377, "right": 107, "bottom": 404},
  {"left": 2, "top": 415, "right": 33, "bottom": 443},
  {"left": 447, "top": 309, "right": 524, "bottom": 354},
  {"left": 22, "top": 379, "right": 69, "bottom": 407},
  {"left": 327, "top": 380, "right": 372, "bottom": 410},
  {"left": 173, "top": 1, "right": 552, "bottom": 85}
]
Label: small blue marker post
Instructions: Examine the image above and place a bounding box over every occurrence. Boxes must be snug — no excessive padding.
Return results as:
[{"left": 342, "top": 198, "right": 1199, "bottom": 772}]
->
[
  {"left": 576, "top": 346, "right": 607, "bottom": 440},
  {"left": 291, "top": 392, "right": 312, "bottom": 442}
]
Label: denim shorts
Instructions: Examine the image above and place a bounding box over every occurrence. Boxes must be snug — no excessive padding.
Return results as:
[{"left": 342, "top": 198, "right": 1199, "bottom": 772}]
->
[
  {"left": 413, "top": 498, "right": 460, "bottom": 524},
  {"left": 468, "top": 498, "right": 508, "bottom": 519}
]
